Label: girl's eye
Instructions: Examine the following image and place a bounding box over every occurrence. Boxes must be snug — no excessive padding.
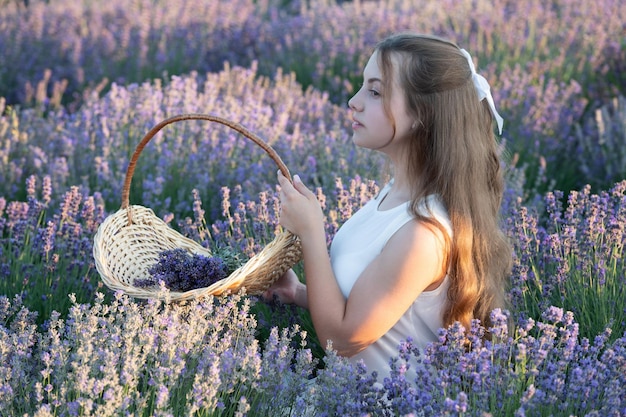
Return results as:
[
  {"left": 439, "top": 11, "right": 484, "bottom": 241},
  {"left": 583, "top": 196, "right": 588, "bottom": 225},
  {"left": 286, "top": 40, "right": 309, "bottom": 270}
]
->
[{"left": 369, "top": 89, "right": 380, "bottom": 97}]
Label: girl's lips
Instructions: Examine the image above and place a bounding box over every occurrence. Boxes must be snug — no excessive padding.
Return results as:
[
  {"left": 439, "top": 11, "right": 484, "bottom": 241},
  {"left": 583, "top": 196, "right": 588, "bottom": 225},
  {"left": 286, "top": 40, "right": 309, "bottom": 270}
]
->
[{"left": 352, "top": 120, "right": 363, "bottom": 129}]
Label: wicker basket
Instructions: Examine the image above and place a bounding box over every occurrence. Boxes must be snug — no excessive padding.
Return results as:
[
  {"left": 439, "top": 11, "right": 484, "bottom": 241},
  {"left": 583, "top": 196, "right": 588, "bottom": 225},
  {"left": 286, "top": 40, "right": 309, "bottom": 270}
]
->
[{"left": 93, "top": 114, "right": 302, "bottom": 301}]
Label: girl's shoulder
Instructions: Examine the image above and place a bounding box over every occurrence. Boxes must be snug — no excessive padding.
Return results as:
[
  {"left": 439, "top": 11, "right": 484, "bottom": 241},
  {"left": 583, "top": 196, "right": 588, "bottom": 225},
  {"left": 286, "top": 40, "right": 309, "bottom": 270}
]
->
[{"left": 415, "top": 194, "right": 453, "bottom": 238}]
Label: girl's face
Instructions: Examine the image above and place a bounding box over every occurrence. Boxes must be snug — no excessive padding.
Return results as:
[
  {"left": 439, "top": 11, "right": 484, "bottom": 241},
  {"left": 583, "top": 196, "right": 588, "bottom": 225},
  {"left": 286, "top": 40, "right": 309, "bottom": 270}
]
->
[{"left": 348, "top": 50, "right": 413, "bottom": 154}]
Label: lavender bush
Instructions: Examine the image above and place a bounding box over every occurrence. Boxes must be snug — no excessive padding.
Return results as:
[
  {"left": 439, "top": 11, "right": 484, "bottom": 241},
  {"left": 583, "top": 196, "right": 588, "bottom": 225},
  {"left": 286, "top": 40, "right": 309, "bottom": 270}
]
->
[
  {"left": 571, "top": 96, "right": 626, "bottom": 192},
  {"left": 1, "top": 0, "right": 626, "bottom": 415},
  {"left": 0, "top": 291, "right": 319, "bottom": 416},
  {"left": 1, "top": 0, "right": 625, "bottom": 192},
  {"left": 1, "top": 292, "right": 623, "bottom": 415},
  {"left": 2, "top": 0, "right": 623, "bottom": 109},
  {"left": 380, "top": 308, "right": 626, "bottom": 416},
  {"left": 506, "top": 181, "right": 626, "bottom": 343},
  {"left": 2, "top": 172, "right": 624, "bottom": 415},
  {"left": 0, "top": 176, "right": 106, "bottom": 322},
  {"left": 0, "top": 66, "right": 384, "bottom": 216}
]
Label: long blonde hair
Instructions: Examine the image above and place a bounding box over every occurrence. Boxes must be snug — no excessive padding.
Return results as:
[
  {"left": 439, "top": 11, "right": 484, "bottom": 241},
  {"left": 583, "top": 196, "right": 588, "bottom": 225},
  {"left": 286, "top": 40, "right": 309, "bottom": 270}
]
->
[{"left": 376, "top": 33, "right": 512, "bottom": 331}]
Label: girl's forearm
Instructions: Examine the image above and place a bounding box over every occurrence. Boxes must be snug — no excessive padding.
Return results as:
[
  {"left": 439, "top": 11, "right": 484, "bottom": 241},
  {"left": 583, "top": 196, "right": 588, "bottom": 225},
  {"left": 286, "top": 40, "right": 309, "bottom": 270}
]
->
[{"left": 300, "top": 225, "right": 349, "bottom": 350}]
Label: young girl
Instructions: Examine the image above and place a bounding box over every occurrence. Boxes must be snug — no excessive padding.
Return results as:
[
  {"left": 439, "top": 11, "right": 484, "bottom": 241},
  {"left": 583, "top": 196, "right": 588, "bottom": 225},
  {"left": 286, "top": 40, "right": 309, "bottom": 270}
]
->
[{"left": 267, "top": 33, "right": 512, "bottom": 379}]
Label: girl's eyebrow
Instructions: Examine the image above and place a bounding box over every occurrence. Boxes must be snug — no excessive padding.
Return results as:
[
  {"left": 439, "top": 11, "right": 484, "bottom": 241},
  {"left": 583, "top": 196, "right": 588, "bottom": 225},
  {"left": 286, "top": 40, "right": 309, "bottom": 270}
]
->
[{"left": 366, "top": 77, "right": 382, "bottom": 84}]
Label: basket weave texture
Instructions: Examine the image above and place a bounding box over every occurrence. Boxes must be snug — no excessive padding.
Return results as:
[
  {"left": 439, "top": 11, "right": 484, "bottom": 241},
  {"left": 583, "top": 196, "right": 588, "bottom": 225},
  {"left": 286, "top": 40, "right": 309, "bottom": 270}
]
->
[{"left": 93, "top": 114, "right": 302, "bottom": 301}]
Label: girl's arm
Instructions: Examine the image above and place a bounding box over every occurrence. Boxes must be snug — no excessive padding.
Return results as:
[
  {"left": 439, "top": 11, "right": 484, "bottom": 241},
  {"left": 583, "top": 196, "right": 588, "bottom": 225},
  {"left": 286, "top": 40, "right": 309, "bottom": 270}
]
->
[{"left": 277, "top": 172, "right": 447, "bottom": 357}]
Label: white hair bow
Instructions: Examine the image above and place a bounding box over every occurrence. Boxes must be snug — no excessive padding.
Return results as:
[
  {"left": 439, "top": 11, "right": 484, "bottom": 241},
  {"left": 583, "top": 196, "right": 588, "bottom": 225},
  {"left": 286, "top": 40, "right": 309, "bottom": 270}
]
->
[{"left": 460, "top": 48, "right": 504, "bottom": 135}]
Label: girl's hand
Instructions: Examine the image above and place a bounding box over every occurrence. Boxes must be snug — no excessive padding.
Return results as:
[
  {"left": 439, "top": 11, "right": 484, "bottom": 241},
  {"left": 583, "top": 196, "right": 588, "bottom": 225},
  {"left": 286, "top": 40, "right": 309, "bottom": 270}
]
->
[
  {"left": 263, "top": 269, "right": 308, "bottom": 308},
  {"left": 277, "top": 171, "right": 324, "bottom": 239}
]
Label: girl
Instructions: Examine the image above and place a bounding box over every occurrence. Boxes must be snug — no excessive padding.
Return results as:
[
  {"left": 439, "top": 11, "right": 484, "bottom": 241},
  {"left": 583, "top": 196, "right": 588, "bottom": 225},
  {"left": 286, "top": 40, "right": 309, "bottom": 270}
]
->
[{"left": 267, "top": 33, "right": 512, "bottom": 379}]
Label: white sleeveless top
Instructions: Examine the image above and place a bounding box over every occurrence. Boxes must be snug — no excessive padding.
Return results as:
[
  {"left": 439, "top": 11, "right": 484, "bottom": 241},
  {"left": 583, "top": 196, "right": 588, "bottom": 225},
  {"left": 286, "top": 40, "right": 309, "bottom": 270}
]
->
[{"left": 329, "top": 182, "right": 452, "bottom": 380}]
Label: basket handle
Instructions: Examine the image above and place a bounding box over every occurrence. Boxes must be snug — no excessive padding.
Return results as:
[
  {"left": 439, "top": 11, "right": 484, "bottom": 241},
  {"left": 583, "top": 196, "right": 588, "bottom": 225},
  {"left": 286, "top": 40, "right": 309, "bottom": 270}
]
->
[{"left": 121, "top": 114, "right": 292, "bottom": 222}]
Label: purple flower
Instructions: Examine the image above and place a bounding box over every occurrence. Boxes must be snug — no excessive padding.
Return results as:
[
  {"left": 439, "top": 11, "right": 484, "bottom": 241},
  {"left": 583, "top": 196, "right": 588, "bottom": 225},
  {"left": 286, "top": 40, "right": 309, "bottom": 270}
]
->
[{"left": 136, "top": 248, "right": 228, "bottom": 292}]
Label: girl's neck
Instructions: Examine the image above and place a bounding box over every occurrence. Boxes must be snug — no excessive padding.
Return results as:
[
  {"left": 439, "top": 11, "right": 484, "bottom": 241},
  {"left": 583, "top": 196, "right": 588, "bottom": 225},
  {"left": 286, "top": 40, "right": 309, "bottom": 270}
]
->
[
  {"left": 382, "top": 146, "right": 421, "bottom": 203},
  {"left": 388, "top": 159, "right": 412, "bottom": 195},
  {"left": 378, "top": 168, "right": 413, "bottom": 210}
]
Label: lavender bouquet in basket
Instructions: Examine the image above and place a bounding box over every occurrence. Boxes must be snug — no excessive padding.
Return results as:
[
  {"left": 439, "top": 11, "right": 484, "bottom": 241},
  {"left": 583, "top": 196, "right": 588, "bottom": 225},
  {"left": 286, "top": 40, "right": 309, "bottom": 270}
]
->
[{"left": 135, "top": 246, "right": 246, "bottom": 292}]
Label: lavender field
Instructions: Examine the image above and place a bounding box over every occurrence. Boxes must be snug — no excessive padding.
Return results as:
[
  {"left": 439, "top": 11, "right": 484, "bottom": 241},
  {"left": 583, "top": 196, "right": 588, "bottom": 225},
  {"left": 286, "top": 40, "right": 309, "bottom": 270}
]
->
[{"left": 1, "top": 0, "right": 625, "bottom": 415}]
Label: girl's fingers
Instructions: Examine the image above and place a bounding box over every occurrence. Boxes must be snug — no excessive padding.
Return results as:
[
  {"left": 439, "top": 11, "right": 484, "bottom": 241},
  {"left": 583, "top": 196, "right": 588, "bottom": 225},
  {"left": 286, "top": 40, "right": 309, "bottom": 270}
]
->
[
  {"left": 292, "top": 174, "right": 306, "bottom": 192},
  {"left": 278, "top": 170, "right": 309, "bottom": 198},
  {"left": 292, "top": 174, "right": 315, "bottom": 198},
  {"left": 277, "top": 170, "right": 295, "bottom": 194}
]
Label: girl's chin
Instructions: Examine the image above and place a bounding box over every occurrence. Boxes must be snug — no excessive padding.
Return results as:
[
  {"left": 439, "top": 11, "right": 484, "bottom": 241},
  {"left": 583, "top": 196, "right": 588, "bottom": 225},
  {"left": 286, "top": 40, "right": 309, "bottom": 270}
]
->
[
  {"left": 351, "top": 137, "right": 375, "bottom": 151},
  {"left": 351, "top": 132, "right": 376, "bottom": 147},
  {"left": 351, "top": 134, "right": 364, "bottom": 146}
]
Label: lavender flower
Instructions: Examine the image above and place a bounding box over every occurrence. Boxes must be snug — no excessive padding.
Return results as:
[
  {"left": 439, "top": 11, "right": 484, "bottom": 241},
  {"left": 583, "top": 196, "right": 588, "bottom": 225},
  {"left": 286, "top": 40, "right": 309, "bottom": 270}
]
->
[{"left": 136, "top": 248, "right": 228, "bottom": 292}]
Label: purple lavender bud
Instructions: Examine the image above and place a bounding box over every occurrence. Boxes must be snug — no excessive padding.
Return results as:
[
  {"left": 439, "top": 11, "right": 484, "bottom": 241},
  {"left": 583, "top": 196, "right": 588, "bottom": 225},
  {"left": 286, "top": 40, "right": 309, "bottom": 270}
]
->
[{"left": 140, "top": 248, "right": 229, "bottom": 292}]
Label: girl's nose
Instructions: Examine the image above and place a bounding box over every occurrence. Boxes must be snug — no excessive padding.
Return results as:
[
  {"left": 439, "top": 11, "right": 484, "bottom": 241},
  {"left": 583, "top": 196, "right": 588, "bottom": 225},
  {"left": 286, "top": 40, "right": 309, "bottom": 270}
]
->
[{"left": 348, "top": 93, "right": 362, "bottom": 112}]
